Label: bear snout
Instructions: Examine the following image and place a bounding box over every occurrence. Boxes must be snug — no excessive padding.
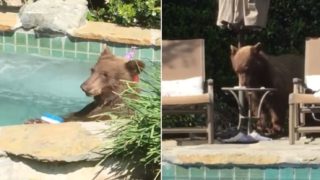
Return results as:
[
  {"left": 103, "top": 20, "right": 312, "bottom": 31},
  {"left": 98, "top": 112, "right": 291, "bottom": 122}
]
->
[
  {"left": 80, "top": 83, "right": 90, "bottom": 95},
  {"left": 81, "top": 83, "right": 94, "bottom": 96},
  {"left": 80, "top": 80, "right": 102, "bottom": 97}
]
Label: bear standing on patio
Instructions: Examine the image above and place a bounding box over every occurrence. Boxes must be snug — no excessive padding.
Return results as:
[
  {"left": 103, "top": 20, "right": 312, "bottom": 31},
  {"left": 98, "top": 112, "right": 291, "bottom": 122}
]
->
[{"left": 230, "top": 42, "right": 303, "bottom": 136}]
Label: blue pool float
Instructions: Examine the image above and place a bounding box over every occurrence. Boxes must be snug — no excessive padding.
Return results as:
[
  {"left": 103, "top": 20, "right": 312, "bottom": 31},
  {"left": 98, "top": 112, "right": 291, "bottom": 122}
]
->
[{"left": 41, "top": 113, "right": 64, "bottom": 124}]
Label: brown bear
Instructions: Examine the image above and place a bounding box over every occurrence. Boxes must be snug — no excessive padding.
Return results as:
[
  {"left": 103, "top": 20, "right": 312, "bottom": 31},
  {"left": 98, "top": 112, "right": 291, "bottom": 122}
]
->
[
  {"left": 230, "top": 42, "right": 303, "bottom": 136},
  {"left": 71, "top": 46, "right": 145, "bottom": 119},
  {"left": 26, "top": 46, "right": 145, "bottom": 123}
]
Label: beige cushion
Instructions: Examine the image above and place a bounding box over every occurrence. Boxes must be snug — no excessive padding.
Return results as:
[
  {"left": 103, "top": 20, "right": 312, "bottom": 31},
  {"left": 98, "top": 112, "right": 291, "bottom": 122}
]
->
[
  {"left": 161, "top": 76, "right": 203, "bottom": 97},
  {"left": 305, "top": 75, "right": 320, "bottom": 92}
]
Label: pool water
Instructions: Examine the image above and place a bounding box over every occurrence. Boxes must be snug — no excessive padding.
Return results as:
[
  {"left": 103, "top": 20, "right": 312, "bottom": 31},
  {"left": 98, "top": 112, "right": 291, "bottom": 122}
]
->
[{"left": 0, "top": 53, "right": 95, "bottom": 126}]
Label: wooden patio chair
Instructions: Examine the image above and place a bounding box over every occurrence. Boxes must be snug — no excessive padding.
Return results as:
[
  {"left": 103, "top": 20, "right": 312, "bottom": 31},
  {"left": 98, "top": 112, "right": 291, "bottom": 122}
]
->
[
  {"left": 289, "top": 37, "right": 320, "bottom": 144},
  {"left": 162, "top": 39, "right": 214, "bottom": 144}
]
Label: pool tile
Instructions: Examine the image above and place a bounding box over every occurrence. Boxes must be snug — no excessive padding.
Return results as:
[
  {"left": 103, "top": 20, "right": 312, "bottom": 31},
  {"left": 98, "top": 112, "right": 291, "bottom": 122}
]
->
[
  {"left": 265, "top": 168, "right": 279, "bottom": 180},
  {"left": 76, "top": 52, "right": 88, "bottom": 61},
  {"left": 279, "top": 167, "right": 294, "bottom": 180},
  {"left": 89, "top": 41, "right": 101, "bottom": 53},
  {"left": 40, "top": 37, "right": 50, "bottom": 48},
  {"left": 28, "top": 47, "right": 39, "bottom": 54},
  {"left": 0, "top": 32, "right": 3, "bottom": 43},
  {"left": 162, "top": 177, "right": 175, "bottom": 180},
  {"left": 4, "top": 44, "right": 15, "bottom": 53},
  {"left": 295, "top": 167, "right": 310, "bottom": 180},
  {"left": 249, "top": 168, "right": 264, "bottom": 180},
  {"left": 153, "top": 47, "right": 160, "bottom": 61},
  {"left": 76, "top": 41, "right": 88, "bottom": 52},
  {"left": 64, "top": 37, "right": 75, "bottom": 51},
  {"left": 16, "top": 33, "right": 26, "bottom": 45},
  {"left": 161, "top": 165, "right": 320, "bottom": 180},
  {"left": 205, "top": 166, "right": 219, "bottom": 179},
  {"left": 4, "top": 31, "right": 14, "bottom": 44},
  {"left": 64, "top": 51, "right": 75, "bottom": 59},
  {"left": 310, "top": 167, "right": 320, "bottom": 180},
  {"left": 52, "top": 50, "right": 63, "bottom": 58},
  {"left": 140, "top": 47, "right": 153, "bottom": 61},
  {"left": 220, "top": 167, "right": 234, "bottom": 180},
  {"left": 175, "top": 165, "right": 189, "bottom": 179},
  {"left": 113, "top": 44, "right": 127, "bottom": 57},
  {"left": 190, "top": 166, "right": 205, "bottom": 179},
  {"left": 89, "top": 54, "right": 100, "bottom": 61},
  {"left": 234, "top": 167, "right": 249, "bottom": 180},
  {"left": 39, "top": 48, "right": 50, "bottom": 56},
  {"left": 27, "top": 34, "right": 38, "bottom": 47},
  {"left": 51, "top": 38, "right": 62, "bottom": 50},
  {"left": 162, "top": 164, "right": 175, "bottom": 179},
  {"left": 0, "top": 31, "right": 158, "bottom": 64},
  {"left": 16, "top": 46, "right": 27, "bottom": 53}
]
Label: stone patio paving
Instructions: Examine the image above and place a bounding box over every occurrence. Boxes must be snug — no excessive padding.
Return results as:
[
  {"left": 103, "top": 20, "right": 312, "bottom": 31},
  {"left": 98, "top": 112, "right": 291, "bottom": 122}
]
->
[{"left": 163, "top": 138, "right": 320, "bottom": 165}]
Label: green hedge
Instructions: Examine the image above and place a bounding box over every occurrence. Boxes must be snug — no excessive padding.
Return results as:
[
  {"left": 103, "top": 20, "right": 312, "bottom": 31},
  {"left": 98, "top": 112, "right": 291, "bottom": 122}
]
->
[
  {"left": 88, "top": 0, "right": 160, "bottom": 28},
  {"left": 162, "top": 0, "right": 320, "bottom": 128}
]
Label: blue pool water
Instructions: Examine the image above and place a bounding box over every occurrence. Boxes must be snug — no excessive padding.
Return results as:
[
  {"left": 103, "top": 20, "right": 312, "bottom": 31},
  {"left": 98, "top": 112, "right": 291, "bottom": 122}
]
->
[{"left": 0, "top": 53, "right": 95, "bottom": 125}]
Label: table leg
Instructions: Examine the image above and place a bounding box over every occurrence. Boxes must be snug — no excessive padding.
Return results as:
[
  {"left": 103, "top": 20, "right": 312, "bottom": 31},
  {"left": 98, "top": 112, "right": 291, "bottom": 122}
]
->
[
  {"left": 238, "top": 90, "right": 245, "bottom": 130},
  {"left": 247, "top": 92, "right": 252, "bottom": 134}
]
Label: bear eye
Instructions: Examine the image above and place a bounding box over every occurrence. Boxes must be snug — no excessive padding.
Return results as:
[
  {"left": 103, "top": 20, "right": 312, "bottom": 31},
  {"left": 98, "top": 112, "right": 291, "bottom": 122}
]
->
[
  {"left": 102, "top": 72, "right": 108, "bottom": 78},
  {"left": 90, "top": 68, "right": 95, "bottom": 74}
]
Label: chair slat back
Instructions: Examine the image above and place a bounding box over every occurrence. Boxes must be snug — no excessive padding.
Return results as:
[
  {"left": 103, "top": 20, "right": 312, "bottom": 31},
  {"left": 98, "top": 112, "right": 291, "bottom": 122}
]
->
[
  {"left": 162, "top": 39, "right": 205, "bottom": 82},
  {"left": 305, "top": 38, "right": 320, "bottom": 91}
]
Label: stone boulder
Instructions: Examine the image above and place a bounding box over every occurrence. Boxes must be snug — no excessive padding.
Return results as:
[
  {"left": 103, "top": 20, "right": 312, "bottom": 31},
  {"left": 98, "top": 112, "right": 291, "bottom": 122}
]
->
[
  {"left": 18, "top": 0, "right": 88, "bottom": 33},
  {"left": 0, "top": 0, "right": 25, "bottom": 7}
]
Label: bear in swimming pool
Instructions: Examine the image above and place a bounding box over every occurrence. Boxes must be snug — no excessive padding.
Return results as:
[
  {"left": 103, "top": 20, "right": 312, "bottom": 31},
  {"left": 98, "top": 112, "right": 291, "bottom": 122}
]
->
[{"left": 26, "top": 46, "right": 145, "bottom": 123}]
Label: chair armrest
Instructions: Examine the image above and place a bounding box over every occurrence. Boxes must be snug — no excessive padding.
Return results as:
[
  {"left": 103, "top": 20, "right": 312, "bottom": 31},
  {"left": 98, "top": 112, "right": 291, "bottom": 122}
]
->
[
  {"left": 207, "top": 79, "right": 214, "bottom": 103},
  {"left": 292, "top": 78, "right": 316, "bottom": 94},
  {"left": 292, "top": 77, "right": 306, "bottom": 94},
  {"left": 293, "top": 78, "right": 303, "bottom": 84}
]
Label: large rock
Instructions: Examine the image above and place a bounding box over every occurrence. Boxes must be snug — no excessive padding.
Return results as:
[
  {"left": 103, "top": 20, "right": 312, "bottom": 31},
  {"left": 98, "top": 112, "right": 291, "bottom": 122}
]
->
[
  {"left": 0, "top": 122, "right": 134, "bottom": 179},
  {"left": 0, "top": 154, "right": 130, "bottom": 179},
  {"left": 0, "top": 0, "right": 25, "bottom": 6},
  {"left": 0, "top": 122, "right": 112, "bottom": 162},
  {"left": 18, "top": 0, "right": 88, "bottom": 33}
]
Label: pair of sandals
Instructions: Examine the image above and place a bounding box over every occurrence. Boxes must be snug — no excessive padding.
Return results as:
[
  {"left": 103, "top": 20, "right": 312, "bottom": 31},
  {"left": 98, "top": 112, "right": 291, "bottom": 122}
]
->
[{"left": 216, "top": 127, "right": 272, "bottom": 144}]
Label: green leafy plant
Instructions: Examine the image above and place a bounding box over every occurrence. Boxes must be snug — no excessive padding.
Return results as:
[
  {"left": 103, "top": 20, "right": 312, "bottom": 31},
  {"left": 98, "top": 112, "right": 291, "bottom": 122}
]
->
[
  {"left": 97, "top": 63, "right": 160, "bottom": 179},
  {"left": 88, "top": 0, "right": 160, "bottom": 28}
]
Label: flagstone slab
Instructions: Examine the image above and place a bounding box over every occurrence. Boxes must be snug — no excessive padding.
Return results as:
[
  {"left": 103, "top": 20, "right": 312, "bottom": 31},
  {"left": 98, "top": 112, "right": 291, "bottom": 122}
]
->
[{"left": 0, "top": 122, "right": 111, "bottom": 162}]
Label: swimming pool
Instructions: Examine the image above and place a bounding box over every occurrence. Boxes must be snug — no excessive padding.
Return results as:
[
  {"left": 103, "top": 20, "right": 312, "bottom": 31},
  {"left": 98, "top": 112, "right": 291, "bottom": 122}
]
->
[
  {"left": 162, "top": 163, "right": 320, "bottom": 180},
  {"left": 0, "top": 53, "right": 94, "bottom": 125}
]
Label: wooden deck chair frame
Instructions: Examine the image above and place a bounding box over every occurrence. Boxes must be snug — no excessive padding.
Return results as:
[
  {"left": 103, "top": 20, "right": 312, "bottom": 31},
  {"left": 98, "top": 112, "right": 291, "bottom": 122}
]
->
[
  {"left": 162, "top": 39, "right": 214, "bottom": 144},
  {"left": 289, "top": 37, "right": 320, "bottom": 145}
]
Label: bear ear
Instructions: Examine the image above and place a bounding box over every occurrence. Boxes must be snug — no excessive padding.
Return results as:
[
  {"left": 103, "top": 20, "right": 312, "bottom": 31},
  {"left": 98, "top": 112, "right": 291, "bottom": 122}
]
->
[
  {"left": 99, "top": 45, "right": 114, "bottom": 59},
  {"left": 253, "top": 42, "right": 262, "bottom": 53},
  {"left": 125, "top": 60, "right": 145, "bottom": 75},
  {"left": 230, "top": 45, "right": 238, "bottom": 55}
]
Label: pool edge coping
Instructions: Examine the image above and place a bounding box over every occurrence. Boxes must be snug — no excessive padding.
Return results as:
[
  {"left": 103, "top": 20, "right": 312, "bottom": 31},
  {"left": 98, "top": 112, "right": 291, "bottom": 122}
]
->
[{"left": 0, "top": 12, "right": 161, "bottom": 47}]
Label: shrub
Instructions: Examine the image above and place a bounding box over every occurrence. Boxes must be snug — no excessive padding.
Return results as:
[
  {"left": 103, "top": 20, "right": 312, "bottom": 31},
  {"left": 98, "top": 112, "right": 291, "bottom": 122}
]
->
[
  {"left": 98, "top": 63, "right": 160, "bottom": 179},
  {"left": 87, "top": 0, "right": 160, "bottom": 29}
]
